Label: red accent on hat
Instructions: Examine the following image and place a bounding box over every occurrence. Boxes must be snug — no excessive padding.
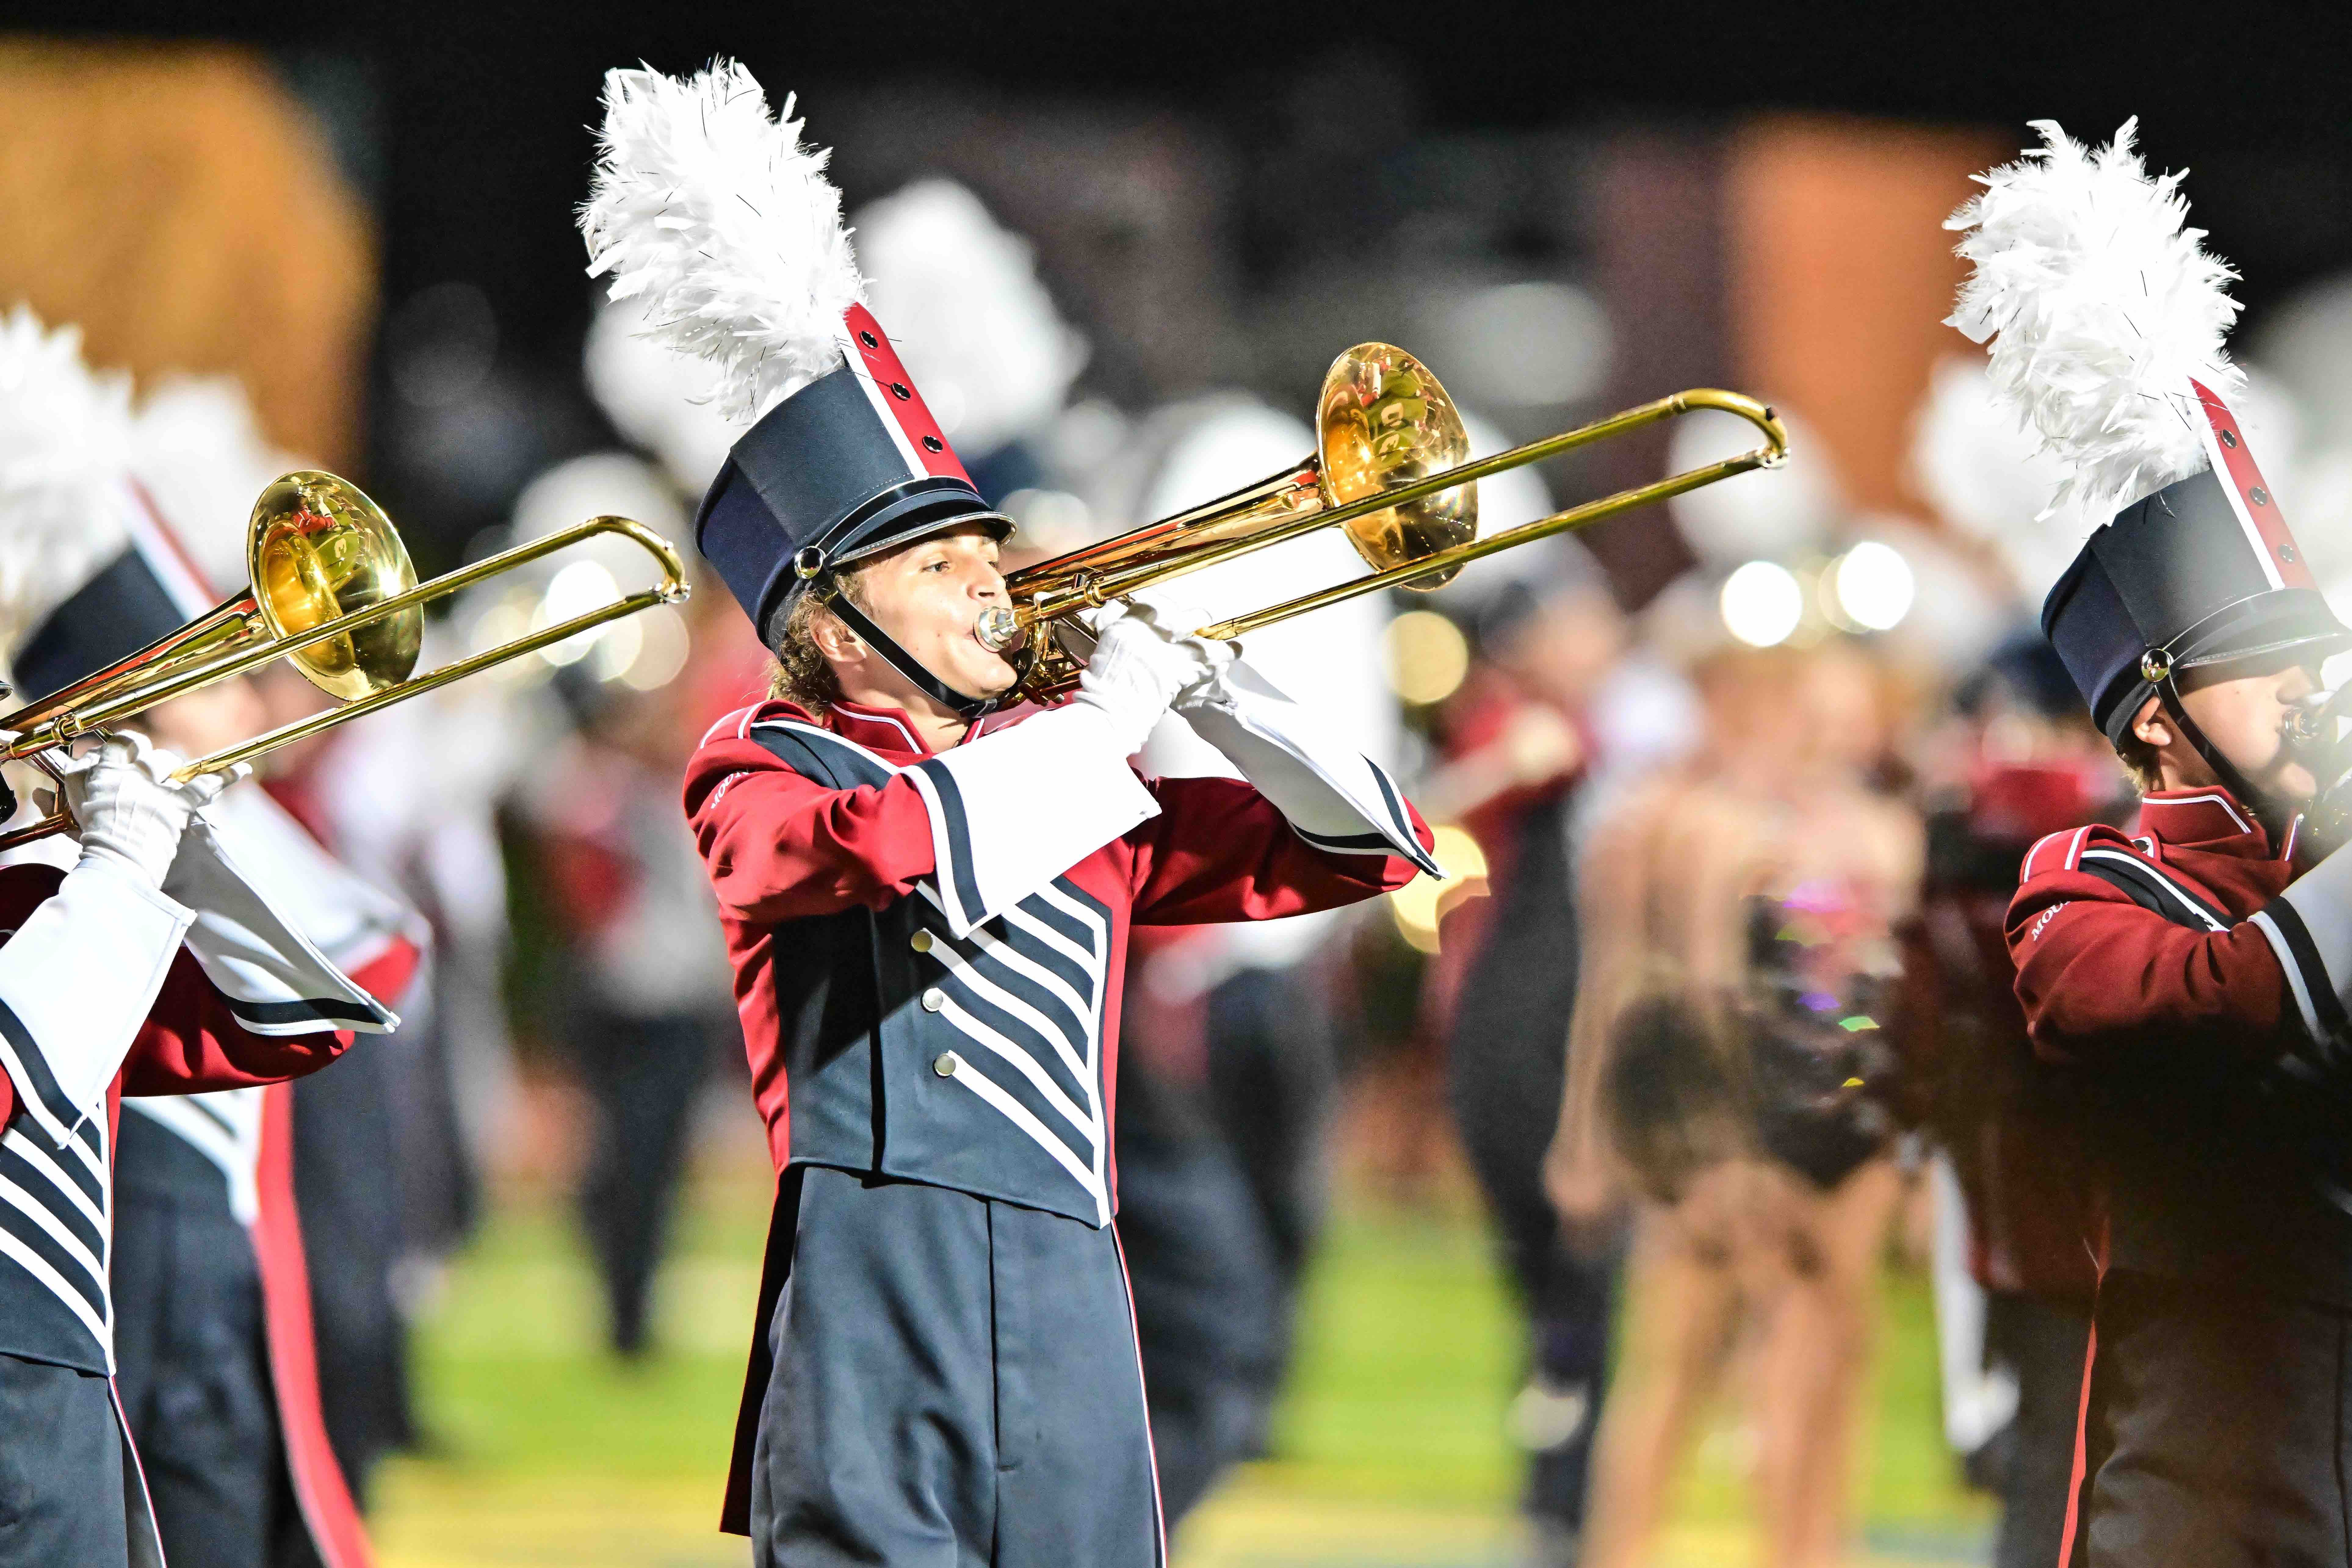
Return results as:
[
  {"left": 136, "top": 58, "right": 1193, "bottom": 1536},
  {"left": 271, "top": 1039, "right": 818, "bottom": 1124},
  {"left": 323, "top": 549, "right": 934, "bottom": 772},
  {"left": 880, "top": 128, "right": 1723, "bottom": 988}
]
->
[
  {"left": 842, "top": 305, "right": 971, "bottom": 485},
  {"left": 2191, "top": 378, "right": 2317, "bottom": 591}
]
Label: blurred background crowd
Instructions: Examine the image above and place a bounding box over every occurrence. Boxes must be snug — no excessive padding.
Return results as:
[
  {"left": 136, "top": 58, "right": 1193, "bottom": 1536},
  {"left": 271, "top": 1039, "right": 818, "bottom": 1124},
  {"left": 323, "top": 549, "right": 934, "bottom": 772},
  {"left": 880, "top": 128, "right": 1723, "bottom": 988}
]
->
[{"left": 2, "top": 5, "right": 2351, "bottom": 1565}]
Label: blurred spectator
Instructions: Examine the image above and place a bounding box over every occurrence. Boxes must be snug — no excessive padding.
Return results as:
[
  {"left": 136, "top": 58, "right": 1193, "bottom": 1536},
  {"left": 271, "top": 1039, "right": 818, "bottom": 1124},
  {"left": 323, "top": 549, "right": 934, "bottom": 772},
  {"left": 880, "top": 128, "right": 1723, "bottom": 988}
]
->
[{"left": 1551, "top": 636, "right": 1922, "bottom": 1568}]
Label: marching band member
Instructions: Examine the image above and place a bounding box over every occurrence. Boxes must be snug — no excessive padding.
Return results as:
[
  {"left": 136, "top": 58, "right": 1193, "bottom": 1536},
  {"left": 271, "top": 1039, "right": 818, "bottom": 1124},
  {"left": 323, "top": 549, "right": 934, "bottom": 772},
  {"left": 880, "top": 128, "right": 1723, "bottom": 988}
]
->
[
  {"left": 1955, "top": 122, "right": 2352, "bottom": 1566},
  {"left": 580, "top": 61, "right": 1437, "bottom": 1565},
  {"left": 123, "top": 375, "right": 428, "bottom": 1565},
  {"left": 0, "top": 307, "right": 404, "bottom": 1567}
]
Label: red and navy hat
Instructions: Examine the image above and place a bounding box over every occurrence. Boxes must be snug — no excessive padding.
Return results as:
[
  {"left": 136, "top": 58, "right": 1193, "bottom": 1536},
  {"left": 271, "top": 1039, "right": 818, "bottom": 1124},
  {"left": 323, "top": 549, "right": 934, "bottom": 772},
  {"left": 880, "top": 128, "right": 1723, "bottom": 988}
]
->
[
  {"left": 9, "top": 483, "right": 219, "bottom": 705},
  {"left": 2043, "top": 381, "right": 2350, "bottom": 747},
  {"left": 694, "top": 304, "right": 1010, "bottom": 647}
]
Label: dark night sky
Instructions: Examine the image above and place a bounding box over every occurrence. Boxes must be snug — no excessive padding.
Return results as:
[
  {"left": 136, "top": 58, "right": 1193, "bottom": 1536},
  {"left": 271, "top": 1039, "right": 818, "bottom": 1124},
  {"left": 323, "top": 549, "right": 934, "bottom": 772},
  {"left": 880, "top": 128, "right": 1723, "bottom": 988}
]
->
[{"left": 18, "top": 0, "right": 2352, "bottom": 352}]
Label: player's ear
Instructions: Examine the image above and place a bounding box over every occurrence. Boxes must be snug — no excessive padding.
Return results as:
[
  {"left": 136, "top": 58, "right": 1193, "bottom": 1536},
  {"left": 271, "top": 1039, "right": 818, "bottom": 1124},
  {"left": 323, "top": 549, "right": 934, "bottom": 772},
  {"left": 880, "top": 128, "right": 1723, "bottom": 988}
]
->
[
  {"left": 2130, "top": 695, "right": 2172, "bottom": 750},
  {"left": 808, "top": 602, "right": 865, "bottom": 665}
]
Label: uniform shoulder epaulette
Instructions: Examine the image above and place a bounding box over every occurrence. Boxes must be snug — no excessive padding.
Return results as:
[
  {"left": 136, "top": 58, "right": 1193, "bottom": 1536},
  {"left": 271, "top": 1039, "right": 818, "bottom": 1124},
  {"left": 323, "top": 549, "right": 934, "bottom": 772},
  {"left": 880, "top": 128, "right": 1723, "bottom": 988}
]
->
[
  {"left": 698, "top": 699, "right": 807, "bottom": 753},
  {"left": 2020, "top": 822, "right": 2230, "bottom": 932},
  {"left": 2019, "top": 822, "right": 2140, "bottom": 883}
]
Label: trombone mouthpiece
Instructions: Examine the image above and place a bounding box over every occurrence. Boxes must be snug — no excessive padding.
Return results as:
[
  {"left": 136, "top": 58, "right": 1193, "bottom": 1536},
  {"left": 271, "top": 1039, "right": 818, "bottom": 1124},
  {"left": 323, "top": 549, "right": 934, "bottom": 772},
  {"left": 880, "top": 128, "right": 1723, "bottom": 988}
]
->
[{"left": 974, "top": 606, "right": 1025, "bottom": 654}]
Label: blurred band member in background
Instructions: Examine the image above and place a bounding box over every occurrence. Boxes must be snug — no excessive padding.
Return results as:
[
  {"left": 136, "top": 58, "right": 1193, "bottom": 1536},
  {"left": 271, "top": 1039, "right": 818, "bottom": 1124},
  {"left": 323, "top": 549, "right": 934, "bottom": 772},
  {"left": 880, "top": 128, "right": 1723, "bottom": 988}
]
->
[
  {"left": 1108, "top": 388, "right": 1385, "bottom": 1518},
  {"left": 0, "top": 307, "right": 402, "bottom": 1568},
  {"left": 1422, "top": 552, "right": 1627, "bottom": 1566},
  {"left": 1896, "top": 637, "right": 2109, "bottom": 1568},
  {"left": 1550, "top": 637, "right": 1921, "bottom": 1568},
  {"left": 579, "top": 61, "right": 1439, "bottom": 1565},
  {"left": 128, "top": 368, "right": 437, "bottom": 1519},
  {"left": 521, "top": 654, "right": 733, "bottom": 1358}
]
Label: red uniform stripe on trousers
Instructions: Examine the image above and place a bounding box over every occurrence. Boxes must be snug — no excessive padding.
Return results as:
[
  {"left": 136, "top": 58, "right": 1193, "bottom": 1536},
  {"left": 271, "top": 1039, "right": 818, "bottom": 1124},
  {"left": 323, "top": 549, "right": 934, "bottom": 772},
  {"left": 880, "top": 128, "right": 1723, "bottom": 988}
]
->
[
  {"left": 2056, "top": 1305, "right": 2101, "bottom": 1568},
  {"left": 255, "top": 1080, "right": 377, "bottom": 1568}
]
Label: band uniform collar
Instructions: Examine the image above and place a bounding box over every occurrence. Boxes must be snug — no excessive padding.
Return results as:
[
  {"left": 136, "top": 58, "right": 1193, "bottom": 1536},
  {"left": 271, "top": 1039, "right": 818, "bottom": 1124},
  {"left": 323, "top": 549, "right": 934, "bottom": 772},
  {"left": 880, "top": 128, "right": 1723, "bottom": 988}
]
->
[
  {"left": 824, "top": 699, "right": 1019, "bottom": 758},
  {"left": 2135, "top": 788, "right": 2303, "bottom": 862}
]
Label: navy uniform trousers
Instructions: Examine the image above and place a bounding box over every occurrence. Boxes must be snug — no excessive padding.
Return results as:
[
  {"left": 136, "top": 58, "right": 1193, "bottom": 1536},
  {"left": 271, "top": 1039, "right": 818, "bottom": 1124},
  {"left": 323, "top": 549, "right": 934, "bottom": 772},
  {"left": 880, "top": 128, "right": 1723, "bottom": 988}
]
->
[
  {"left": 111, "top": 1112, "right": 316, "bottom": 1568},
  {"left": 0, "top": 1351, "right": 152, "bottom": 1566},
  {"left": 2068, "top": 1269, "right": 2352, "bottom": 1568},
  {"left": 750, "top": 1165, "right": 1162, "bottom": 1568}
]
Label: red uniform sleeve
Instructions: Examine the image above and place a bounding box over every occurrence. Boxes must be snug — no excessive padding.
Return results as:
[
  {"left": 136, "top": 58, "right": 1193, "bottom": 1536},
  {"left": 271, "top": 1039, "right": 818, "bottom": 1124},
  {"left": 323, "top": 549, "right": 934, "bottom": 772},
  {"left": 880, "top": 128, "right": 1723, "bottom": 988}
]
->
[
  {"left": 0, "top": 862, "right": 398, "bottom": 1115},
  {"left": 119, "top": 948, "right": 356, "bottom": 1095},
  {"left": 1125, "top": 774, "right": 1435, "bottom": 926},
  {"left": 120, "top": 922, "right": 421, "bottom": 1099},
  {"left": 2006, "top": 841, "right": 2289, "bottom": 1071},
  {"left": 683, "top": 717, "right": 941, "bottom": 924}
]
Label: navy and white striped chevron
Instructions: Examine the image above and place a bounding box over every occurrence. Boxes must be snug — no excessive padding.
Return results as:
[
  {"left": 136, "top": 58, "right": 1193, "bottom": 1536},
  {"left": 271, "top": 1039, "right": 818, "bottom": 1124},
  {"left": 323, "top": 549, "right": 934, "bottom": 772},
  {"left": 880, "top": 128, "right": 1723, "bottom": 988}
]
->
[
  {"left": 0, "top": 997, "right": 114, "bottom": 1373},
  {"left": 747, "top": 715, "right": 1122, "bottom": 1222},
  {"left": 916, "top": 877, "right": 1112, "bottom": 1224}
]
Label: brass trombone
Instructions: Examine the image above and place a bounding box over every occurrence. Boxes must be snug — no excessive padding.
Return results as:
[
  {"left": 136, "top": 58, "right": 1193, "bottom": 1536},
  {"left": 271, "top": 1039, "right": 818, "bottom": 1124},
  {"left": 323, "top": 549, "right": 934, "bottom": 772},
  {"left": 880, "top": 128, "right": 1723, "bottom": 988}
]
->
[
  {"left": 0, "top": 470, "right": 688, "bottom": 848},
  {"left": 974, "top": 343, "right": 1788, "bottom": 699}
]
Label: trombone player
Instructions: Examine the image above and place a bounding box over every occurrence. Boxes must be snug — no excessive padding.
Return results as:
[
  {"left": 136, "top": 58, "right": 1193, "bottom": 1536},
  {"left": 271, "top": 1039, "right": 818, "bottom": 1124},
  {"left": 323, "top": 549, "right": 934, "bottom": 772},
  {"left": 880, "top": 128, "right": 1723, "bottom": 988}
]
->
[
  {"left": 583, "top": 61, "right": 1440, "bottom": 1565},
  {"left": 0, "top": 308, "right": 403, "bottom": 1567}
]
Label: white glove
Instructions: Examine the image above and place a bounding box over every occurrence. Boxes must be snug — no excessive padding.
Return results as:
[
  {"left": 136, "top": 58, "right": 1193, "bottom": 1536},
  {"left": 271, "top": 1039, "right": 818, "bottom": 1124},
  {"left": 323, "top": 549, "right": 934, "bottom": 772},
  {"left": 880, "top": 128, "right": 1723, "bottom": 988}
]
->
[
  {"left": 1066, "top": 601, "right": 1234, "bottom": 753},
  {"left": 54, "top": 733, "right": 248, "bottom": 888}
]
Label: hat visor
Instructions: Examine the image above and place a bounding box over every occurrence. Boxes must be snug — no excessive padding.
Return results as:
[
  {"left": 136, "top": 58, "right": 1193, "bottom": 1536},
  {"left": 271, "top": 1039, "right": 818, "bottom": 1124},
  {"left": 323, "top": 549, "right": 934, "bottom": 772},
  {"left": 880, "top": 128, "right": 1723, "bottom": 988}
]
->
[
  {"left": 2172, "top": 587, "right": 2352, "bottom": 672},
  {"left": 830, "top": 493, "right": 1013, "bottom": 569}
]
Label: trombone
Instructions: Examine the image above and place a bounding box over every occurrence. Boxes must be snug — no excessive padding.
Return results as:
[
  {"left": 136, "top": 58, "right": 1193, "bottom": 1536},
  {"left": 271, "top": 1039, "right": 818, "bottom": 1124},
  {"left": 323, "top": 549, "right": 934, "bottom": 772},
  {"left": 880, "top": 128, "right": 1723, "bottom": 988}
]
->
[
  {"left": 0, "top": 470, "right": 688, "bottom": 849},
  {"left": 974, "top": 343, "right": 1788, "bottom": 699}
]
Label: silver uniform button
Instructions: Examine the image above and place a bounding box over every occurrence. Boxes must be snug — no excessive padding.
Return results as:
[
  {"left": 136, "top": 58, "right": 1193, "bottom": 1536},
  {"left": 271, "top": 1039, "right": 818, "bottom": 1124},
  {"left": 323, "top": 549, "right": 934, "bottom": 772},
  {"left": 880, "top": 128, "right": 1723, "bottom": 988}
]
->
[
  {"left": 933, "top": 1053, "right": 957, "bottom": 1078},
  {"left": 910, "top": 930, "right": 934, "bottom": 954},
  {"left": 921, "top": 987, "right": 946, "bottom": 1012}
]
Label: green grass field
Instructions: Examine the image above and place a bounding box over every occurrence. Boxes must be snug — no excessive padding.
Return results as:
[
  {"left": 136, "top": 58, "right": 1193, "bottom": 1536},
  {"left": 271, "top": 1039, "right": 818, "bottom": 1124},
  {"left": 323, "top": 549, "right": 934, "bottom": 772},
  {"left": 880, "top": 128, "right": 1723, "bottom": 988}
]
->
[{"left": 368, "top": 1165, "right": 1992, "bottom": 1567}]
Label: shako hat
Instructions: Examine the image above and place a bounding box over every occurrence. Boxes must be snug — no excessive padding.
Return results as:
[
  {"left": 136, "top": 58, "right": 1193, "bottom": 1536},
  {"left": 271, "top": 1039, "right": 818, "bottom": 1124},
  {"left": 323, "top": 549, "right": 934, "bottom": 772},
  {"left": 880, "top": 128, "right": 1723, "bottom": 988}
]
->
[
  {"left": 0, "top": 307, "right": 226, "bottom": 706},
  {"left": 694, "top": 302, "right": 1005, "bottom": 644},
  {"left": 1948, "top": 119, "right": 2349, "bottom": 755},
  {"left": 579, "top": 61, "right": 1012, "bottom": 710}
]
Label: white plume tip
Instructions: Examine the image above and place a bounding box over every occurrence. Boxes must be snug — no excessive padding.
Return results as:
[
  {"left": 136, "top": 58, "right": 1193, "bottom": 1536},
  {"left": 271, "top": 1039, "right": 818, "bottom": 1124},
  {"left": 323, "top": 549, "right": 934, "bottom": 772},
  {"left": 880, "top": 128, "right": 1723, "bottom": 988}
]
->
[
  {"left": 578, "top": 59, "right": 864, "bottom": 427},
  {"left": 1946, "top": 118, "right": 2243, "bottom": 523}
]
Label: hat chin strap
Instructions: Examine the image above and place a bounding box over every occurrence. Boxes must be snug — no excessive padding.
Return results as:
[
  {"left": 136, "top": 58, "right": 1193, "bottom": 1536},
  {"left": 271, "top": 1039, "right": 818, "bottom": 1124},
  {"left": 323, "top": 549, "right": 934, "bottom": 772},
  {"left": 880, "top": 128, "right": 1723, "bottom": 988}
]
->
[
  {"left": 2151, "top": 666, "right": 2296, "bottom": 843},
  {"left": 827, "top": 594, "right": 1003, "bottom": 723}
]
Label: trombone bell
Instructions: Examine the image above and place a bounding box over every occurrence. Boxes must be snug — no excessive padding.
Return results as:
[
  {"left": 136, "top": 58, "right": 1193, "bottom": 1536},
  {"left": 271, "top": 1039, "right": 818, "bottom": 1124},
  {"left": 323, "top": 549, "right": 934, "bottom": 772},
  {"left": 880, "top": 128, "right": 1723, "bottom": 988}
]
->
[
  {"left": 0, "top": 471, "right": 689, "bottom": 851},
  {"left": 250, "top": 472, "right": 423, "bottom": 700},
  {"left": 1318, "top": 344, "right": 1475, "bottom": 589}
]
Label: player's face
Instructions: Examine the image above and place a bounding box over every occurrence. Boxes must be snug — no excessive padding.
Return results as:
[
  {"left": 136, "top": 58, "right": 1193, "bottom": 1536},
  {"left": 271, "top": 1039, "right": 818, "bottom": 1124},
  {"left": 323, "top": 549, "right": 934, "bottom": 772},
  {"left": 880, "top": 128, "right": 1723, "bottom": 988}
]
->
[
  {"left": 849, "top": 525, "right": 1019, "bottom": 703},
  {"left": 2175, "top": 655, "right": 2325, "bottom": 802}
]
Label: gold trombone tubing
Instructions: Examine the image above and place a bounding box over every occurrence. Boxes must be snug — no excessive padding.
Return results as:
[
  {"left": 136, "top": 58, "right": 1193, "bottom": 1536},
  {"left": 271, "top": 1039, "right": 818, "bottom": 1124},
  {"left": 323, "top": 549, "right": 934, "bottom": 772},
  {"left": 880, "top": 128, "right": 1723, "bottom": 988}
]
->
[
  {"left": 1009, "top": 389, "right": 1786, "bottom": 644},
  {"left": 1203, "top": 390, "right": 1786, "bottom": 640},
  {"left": 0, "top": 515, "right": 685, "bottom": 825}
]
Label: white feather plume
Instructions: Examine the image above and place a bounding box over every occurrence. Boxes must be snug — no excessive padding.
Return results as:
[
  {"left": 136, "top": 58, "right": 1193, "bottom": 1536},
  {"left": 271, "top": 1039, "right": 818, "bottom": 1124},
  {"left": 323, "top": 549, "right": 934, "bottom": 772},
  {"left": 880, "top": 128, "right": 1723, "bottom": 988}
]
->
[
  {"left": 1946, "top": 118, "right": 2243, "bottom": 520},
  {"left": 0, "top": 305, "right": 137, "bottom": 652},
  {"left": 131, "top": 375, "right": 301, "bottom": 594},
  {"left": 579, "top": 60, "right": 864, "bottom": 426}
]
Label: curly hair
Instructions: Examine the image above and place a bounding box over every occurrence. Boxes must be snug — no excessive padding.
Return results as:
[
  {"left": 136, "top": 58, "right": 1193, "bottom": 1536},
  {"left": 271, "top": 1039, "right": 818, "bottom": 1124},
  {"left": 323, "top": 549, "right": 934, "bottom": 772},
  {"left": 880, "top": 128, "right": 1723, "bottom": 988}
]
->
[
  {"left": 765, "top": 568, "right": 875, "bottom": 711},
  {"left": 2113, "top": 729, "right": 2164, "bottom": 793}
]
